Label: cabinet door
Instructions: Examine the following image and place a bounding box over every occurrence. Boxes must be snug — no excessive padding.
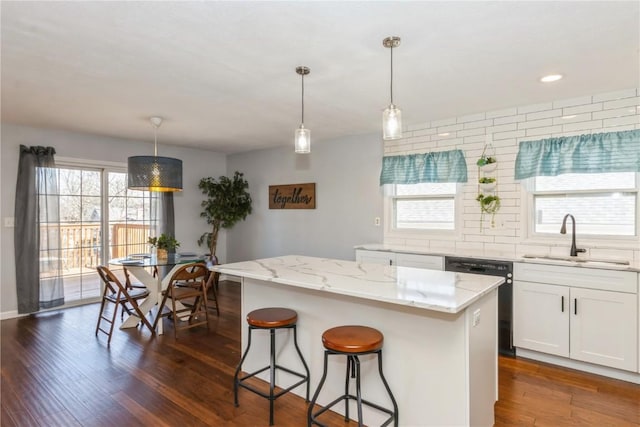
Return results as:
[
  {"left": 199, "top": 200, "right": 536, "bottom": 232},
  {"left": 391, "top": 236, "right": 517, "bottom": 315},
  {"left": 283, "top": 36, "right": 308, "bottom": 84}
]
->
[
  {"left": 570, "top": 288, "right": 638, "bottom": 372},
  {"left": 513, "top": 281, "right": 569, "bottom": 357},
  {"left": 355, "top": 250, "right": 395, "bottom": 265},
  {"left": 396, "top": 253, "right": 443, "bottom": 270}
]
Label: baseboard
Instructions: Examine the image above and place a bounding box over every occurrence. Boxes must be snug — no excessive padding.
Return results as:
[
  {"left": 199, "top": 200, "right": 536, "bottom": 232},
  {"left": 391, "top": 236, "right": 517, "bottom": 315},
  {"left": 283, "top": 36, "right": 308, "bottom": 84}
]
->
[
  {"left": 1, "top": 310, "right": 25, "bottom": 320},
  {"left": 516, "top": 348, "right": 640, "bottom": 384}
]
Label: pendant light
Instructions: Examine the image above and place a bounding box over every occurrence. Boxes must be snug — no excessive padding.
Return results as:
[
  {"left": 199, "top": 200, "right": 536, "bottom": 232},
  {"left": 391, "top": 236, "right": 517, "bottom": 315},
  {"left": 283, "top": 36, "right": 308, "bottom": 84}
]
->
[
  {"left": 294, "top": 66, "right": 311, "bottom": 153},
  {"left": 382, "top": 36, "right": 402, "bottom": 140},
  {"left": 127, "top": 117, "right": 183, "bottom": 192}
]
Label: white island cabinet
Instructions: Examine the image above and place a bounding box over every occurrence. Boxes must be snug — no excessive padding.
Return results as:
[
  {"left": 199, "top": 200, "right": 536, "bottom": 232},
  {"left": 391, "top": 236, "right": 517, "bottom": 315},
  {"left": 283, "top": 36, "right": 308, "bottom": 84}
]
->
[
  {"left": 212, "top": 255, "right": 503, "bottom": 426},
  {"left": 514, "top": 262, "right": 638, "bottom": 375}
]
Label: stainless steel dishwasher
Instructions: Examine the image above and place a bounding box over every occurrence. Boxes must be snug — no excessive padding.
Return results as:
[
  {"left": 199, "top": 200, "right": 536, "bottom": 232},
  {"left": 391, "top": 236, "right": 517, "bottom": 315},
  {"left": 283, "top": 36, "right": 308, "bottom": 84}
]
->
[{"left": 444, "top": 256, "right": 514, "bottom": 357}]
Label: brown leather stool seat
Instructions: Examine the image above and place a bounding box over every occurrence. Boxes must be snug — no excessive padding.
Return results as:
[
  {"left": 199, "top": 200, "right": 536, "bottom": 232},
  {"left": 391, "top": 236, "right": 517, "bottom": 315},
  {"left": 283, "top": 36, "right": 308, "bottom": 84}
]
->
[
  {"left": 308, "top": 325, "right": 398, "bottom": 427},
  {"left": 234, "top": 307, "right": 310, "bottom": 426},
  {"left": 247, "top": 307, "right": 298, "bottom": 328}
]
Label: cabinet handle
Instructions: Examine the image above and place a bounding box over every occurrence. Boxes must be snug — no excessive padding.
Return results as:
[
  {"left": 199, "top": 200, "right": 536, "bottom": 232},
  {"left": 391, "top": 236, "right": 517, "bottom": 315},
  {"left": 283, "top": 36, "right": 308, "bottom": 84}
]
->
[
  {"left": 389, "top": 259, "right": 393, "bottom": 266},
  {"left": 561, "top": 296, "right": 564, "bottom": 312},
  {"left": 574, "top": 298, "right": 577, "bottom": 315}
]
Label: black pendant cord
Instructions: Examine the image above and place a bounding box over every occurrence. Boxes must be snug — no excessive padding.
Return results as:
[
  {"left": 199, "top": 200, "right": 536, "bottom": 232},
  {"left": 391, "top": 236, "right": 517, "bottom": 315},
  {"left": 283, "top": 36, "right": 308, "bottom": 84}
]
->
[
  {"left": 390, "top": 45, "right": 394, "bottom": 105},
  {"left": 301, "top": 73, "right": 305, "bottom": 125}
]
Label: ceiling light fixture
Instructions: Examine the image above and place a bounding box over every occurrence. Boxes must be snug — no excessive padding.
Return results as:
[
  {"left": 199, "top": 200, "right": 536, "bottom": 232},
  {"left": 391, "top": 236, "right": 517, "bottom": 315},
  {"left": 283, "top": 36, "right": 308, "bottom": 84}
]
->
[
  {"left": 127, "top": 117, "right": 183, "bottom": 192},
  {"left": 382, "top": 36, "right": 402, "bottom": 140},
  {"left": 540, "top": 74, "right": 563, "bottom": 83},
  {"left": 294, "top": 66, "right": 311, "bottom": 154}
]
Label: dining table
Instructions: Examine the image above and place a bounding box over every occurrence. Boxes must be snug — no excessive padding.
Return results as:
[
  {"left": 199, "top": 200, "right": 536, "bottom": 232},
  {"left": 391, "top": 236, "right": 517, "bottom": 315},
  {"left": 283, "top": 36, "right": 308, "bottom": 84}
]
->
[{"left": 109, "top": 253, "right": 205, "bottom": 335}]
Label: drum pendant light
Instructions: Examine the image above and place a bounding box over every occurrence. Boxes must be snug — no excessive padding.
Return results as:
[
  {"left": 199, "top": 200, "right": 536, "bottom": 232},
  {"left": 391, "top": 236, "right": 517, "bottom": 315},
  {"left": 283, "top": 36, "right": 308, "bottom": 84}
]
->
[
  {"left": 127, "top": 117, "right": 183, "bottom": 192},
  {"left": 382, "top": 36, "right": 402, "bottom": 140},
  {"left": 294, "top": 66, "right": 311, "bottom": 153}
]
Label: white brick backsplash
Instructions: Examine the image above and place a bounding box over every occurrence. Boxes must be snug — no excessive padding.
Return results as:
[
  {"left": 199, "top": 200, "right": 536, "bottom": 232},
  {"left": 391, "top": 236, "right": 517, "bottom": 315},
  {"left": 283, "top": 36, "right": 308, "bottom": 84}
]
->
[
  {"left": 487, "top": 123, "right": 518, "bottom": 134},
  {"left": 526, "top": 125, "right": 563, "bottom": 137},
  {"left": 553, "top": 95, "right": 593, "bottom": 109},
  {"left": 518, "top": 102, "right": 553, "bottom": 114},
  {"left": 526, "top": 109, "right": 562, "bottom": 121},
  {"left": 486, "top": 107, "right": 518, "bottom": 119},
  {"left": 494, "top": 114, "right": 526, "bottom": 125},
  {"left": 603, "top": 96, "right": 640, "bottom": 110},
  {"left": 495, "top": 129, "right": 526, "bottom": 140},
  {"left": 463, "top": 119, "right": 494, "bottom": 130},
  {"left": 592, "top": 88, "right": 637, "bottom": 102},
  {"left": 562, "top": 119, "right": 603, "bottom": 132},
  {"left": 563, "top": 102, "right": 603, "bottom": 115},
  {"left": 593, "top": 107, "right": 637, "bottom": 120},
  {"left": 458, "top": 112, "right": 486, "bottom": 123},
  {"left": 518, "top": 118, "right": 553, "bottom": 129},
  {"left": 382, "top": 88, "right": 639, "bottom": 257},
  {"left": 407, "top": 121, "right": 431, "bottom": 132},
  {"left": 603, "top": 115, "right": 640, "bottom": 127},
  {"left": 552, "top": 112, "right": 592, "bottom": 125}
]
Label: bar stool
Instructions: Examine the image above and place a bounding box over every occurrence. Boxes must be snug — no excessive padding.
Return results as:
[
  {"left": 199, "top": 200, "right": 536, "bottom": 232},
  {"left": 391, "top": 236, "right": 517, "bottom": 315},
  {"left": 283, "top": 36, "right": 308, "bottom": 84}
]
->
[
  {"left": 307, "top": 325, "right": 398, "bottom": 427},
  {"left": 234, "top": 307, "right": 310, "bottom": 426}
]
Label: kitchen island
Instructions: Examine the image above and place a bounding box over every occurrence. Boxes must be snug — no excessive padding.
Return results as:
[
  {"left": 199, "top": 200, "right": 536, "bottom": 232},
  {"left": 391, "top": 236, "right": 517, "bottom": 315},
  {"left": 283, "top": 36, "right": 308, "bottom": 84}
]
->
[{"left": 211, "top": 255, "right": 504, "bottom": 426}]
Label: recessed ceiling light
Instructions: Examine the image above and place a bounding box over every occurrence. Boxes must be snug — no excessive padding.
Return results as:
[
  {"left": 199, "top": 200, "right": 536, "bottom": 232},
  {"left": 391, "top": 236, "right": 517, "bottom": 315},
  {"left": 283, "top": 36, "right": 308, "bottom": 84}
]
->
[
  {"left": 438, "top": 132, "right": 450, "bottom": 136},
  {"left": 540, "top": 74, "right": 563, "bottom": 83},
  {"left": 561, "top": 115, "right": 576, "bottom": 119}
]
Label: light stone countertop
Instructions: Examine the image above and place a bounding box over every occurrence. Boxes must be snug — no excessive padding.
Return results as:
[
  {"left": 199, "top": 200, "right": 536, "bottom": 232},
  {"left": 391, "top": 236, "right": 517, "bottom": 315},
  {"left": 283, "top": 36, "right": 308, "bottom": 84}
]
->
[
  {"left": 210, "top": 255, "right": 503, "bottom": 314},
  {"left": 354, "top": 243, "right": 640, "bottom": 272}
]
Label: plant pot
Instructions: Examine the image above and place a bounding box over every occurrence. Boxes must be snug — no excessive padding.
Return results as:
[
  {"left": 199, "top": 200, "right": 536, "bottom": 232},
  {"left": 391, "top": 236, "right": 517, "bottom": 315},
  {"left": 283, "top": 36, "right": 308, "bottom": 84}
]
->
[
  {"left": 157, "top": 249, "right": 168, "bottom": 261},
  {"left": 479, "top": 182, "right": 497, "bottom": 192},
  {"left": 479, "top": 162, "right": 497, "bottom": 173}
]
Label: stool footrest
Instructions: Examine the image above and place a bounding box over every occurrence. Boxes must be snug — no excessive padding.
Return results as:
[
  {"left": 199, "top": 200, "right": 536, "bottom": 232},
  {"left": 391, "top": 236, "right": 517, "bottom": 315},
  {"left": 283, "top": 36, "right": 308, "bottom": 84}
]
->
[
  {"left": 237, "top": 365, "right": 308, "bottom": 400},
  {"left": 310, "top": 394, "right": 396, "bottom": 427}
]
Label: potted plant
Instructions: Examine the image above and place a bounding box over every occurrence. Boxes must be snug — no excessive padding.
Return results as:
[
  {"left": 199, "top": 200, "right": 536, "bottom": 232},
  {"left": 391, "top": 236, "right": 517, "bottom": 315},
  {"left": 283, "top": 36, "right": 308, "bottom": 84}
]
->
[
  {"left": 476, "top": 155, "right": 497, "bottom": 172},
  {"left": 476, "top": 193, "right": 501, "bottom": 229},
  {"left": 478, "top": 176, "right": 497, "bottom": 192},
  {"left": 198, "top": 171, "right": 253, "bottom": 257},
  {"left": 148, "top": 234, "right": 180, "bottom": 260}
]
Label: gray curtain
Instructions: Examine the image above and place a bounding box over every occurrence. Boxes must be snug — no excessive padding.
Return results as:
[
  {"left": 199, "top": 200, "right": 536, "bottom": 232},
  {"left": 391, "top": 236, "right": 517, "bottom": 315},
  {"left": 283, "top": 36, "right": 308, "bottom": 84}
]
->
[{"left": 15, "top": 145, "right": 64, "bottom": 313}]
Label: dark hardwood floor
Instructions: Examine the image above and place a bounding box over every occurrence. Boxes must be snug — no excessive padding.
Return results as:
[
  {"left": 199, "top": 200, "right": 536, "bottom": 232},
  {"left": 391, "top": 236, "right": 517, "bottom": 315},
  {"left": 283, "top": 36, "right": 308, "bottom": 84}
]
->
[{"left": 2, "top": 280, "right": 638, "bottom": 426}]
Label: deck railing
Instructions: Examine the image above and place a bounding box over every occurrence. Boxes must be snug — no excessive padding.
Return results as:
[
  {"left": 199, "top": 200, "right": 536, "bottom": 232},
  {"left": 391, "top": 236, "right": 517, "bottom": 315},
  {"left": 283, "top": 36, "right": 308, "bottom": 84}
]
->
[{"left": 55, "top": 222, "right": 150, "bottom": 271}]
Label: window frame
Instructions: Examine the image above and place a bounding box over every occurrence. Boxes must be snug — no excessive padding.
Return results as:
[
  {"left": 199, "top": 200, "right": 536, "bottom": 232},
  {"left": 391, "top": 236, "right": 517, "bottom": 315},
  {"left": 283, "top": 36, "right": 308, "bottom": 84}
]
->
[
  {"left": 525, "top": 172, "right": 640, "bottom": 241},
  {"left": 384, "top": 183, "right": 462, "bottom": 237}
]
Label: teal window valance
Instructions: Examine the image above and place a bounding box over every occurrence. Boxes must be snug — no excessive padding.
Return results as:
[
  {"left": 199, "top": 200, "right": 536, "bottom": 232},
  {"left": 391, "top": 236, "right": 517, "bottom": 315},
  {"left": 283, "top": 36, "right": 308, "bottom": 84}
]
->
[
  {"left": 514, "top": 129, "right": 640, "bottom": 180},
  {"left": 379, "top": 149, "right": 468, "bottom": 185}
]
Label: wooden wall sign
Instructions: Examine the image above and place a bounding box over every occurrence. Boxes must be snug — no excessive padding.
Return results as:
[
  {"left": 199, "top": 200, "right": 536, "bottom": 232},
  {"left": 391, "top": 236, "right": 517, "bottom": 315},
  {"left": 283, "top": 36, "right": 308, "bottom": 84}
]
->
[{"left": 269, "top": 183, "right": 316, "bottom": 209}]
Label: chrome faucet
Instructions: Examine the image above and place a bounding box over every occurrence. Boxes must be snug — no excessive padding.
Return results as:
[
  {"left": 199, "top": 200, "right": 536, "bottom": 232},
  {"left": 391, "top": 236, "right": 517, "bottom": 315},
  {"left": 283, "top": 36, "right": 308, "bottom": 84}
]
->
[{"left": 560, "top": 214, "right": 586, "bottom": 257}]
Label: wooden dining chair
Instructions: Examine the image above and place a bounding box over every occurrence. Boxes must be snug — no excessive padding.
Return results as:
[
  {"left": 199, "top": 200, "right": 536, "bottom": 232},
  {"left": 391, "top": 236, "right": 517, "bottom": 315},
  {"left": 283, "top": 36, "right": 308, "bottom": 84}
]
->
[
  {"left": 153, "top": 262, "right": 210, "bottom": 338},
  {"left": 95, "top": 265, "right": 155, "bottom": 345}
]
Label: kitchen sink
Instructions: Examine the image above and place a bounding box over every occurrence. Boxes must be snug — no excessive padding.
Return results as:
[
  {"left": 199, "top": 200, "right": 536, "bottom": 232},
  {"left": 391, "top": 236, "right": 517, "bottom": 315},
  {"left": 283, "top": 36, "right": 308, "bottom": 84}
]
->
[{"left": 521, "top": 254, "right": 630, "bottom": 266}]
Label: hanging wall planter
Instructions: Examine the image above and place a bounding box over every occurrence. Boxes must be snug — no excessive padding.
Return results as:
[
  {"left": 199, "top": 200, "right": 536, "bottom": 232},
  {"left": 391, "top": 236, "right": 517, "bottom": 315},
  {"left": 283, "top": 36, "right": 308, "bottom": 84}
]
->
[
  {"left": 476, "top": 194, "right": 501, "bottom": 228},
  {"left": 477, "top": 138, "right": 500, "bottom": 231}
]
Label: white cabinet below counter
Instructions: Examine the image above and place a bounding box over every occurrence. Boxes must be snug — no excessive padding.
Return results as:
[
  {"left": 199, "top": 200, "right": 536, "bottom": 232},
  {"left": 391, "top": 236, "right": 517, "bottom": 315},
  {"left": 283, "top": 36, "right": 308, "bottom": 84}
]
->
[
  {"left": 514, "top": 262, "right": 638, "bottom": 373},
  {"left": 355, "top": 249, "right": 443, "bottom": 270}
]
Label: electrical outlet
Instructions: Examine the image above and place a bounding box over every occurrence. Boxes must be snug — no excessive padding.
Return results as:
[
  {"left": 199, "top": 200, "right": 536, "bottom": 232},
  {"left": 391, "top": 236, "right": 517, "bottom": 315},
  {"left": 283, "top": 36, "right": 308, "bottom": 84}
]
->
[
  {"left": 472, "top": 309, "right": 481, "bottom": 327},
  {"left": 4, "top": 217, "right": 15, "bottom": 228},
  {"left": 374, "top": 217, "right": 381, "bottom": 226}
]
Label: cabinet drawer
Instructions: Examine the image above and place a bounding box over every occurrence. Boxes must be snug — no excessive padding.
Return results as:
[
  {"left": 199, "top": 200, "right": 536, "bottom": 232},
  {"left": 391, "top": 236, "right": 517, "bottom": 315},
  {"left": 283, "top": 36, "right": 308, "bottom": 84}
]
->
[
  {"left": 396, "top": 253, "right": 443, "bottom": 270},
  {"left": 514, "top": 262, "right": 637, "bottom": 294}
]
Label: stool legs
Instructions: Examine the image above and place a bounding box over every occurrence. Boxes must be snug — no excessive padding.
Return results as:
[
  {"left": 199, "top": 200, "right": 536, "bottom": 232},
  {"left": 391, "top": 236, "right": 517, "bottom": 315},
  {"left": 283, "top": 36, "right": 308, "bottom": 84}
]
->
[
  {"left": 308, "top": 350, "right": 398, "bottom": 427},
  {"left": 234, "top": 324, "right": 309, "bottom": 426}
]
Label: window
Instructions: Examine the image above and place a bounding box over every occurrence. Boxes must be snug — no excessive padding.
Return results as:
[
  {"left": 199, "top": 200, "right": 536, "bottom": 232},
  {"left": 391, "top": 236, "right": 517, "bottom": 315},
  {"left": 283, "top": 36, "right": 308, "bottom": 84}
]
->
[
  {"left": 390, "top": 183, "right": 457, "bottom": 230},
  {"left": 532, "top": 172, "right": 638, "bottom": 236},
  {"left": 41, "top": 164, "right": 156, "bottom": 303}
]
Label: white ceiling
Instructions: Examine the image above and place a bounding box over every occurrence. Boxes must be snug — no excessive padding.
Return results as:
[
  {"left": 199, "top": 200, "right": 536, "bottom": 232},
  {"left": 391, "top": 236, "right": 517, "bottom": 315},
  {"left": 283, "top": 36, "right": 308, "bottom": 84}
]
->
[{"left": 2, "top": 1, "right": 639, "bottom": 154}]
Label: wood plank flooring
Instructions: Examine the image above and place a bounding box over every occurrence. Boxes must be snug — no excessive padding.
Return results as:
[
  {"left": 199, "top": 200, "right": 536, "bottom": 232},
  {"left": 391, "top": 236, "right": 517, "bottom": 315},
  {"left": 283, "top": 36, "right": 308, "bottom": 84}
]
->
[{"left": 2, "top": 280, "right": 638, "bottom": 426}]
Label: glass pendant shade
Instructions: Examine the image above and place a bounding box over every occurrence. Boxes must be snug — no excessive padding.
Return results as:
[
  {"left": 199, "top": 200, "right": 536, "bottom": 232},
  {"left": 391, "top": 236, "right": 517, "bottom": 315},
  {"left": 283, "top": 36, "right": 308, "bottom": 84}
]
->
[
  {"left": 383, "top": 104, "right": 402, "bottom": 140},
  {"left": 128, "top": 155, "right": 183, "bottom": 192},
  {"left": 294, "top": 125, "right": 311, "bottom": 153}
]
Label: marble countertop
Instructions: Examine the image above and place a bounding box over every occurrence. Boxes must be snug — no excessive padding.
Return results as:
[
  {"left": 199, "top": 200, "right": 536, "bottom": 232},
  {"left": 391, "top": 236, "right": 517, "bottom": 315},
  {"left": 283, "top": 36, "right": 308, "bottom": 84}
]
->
[
  {"left": 355, "top": 244, "right": 640, "bottom": 272},
  {"left": 210, "top": 255, "right": 503, "bottom": 314}
]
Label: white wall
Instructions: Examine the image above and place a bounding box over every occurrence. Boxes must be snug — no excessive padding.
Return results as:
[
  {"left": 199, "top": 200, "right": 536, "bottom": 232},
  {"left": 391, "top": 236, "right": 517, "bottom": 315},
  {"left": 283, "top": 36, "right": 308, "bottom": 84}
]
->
[
  {"left": 0, "top": 123, "right": 227, "bottom": 316},
  {"left": 226, "top": 133, "right": 384, "bottom": 262},
  {"left": 383, "top": 88, "right": 640, "bottom": 262}
]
